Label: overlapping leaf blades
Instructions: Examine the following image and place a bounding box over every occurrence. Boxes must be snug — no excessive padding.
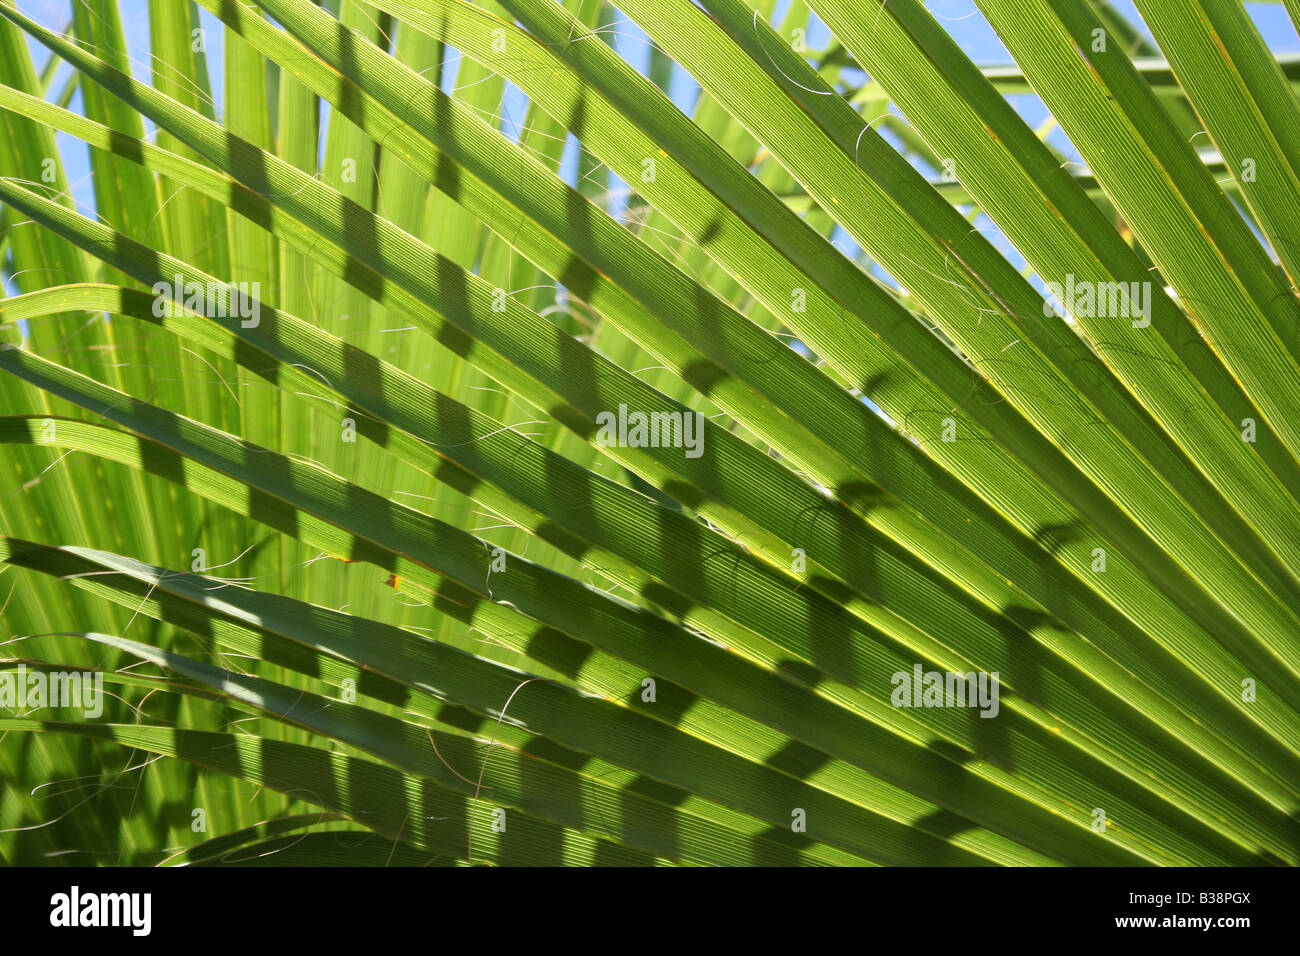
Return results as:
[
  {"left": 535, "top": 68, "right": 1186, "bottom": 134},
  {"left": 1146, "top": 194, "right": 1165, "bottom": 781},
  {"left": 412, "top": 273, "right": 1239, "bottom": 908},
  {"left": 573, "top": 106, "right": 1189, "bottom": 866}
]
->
[{"left": 1, "top": 0, "right": 1298, "bottom": 865}]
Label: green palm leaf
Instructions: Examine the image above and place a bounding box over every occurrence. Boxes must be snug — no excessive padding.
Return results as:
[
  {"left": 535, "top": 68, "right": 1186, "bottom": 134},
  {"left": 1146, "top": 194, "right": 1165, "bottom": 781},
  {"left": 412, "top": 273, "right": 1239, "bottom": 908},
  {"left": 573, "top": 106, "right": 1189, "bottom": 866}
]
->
[{"left": 2, "top": 0, "right": 1298, "bottom": 866}]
